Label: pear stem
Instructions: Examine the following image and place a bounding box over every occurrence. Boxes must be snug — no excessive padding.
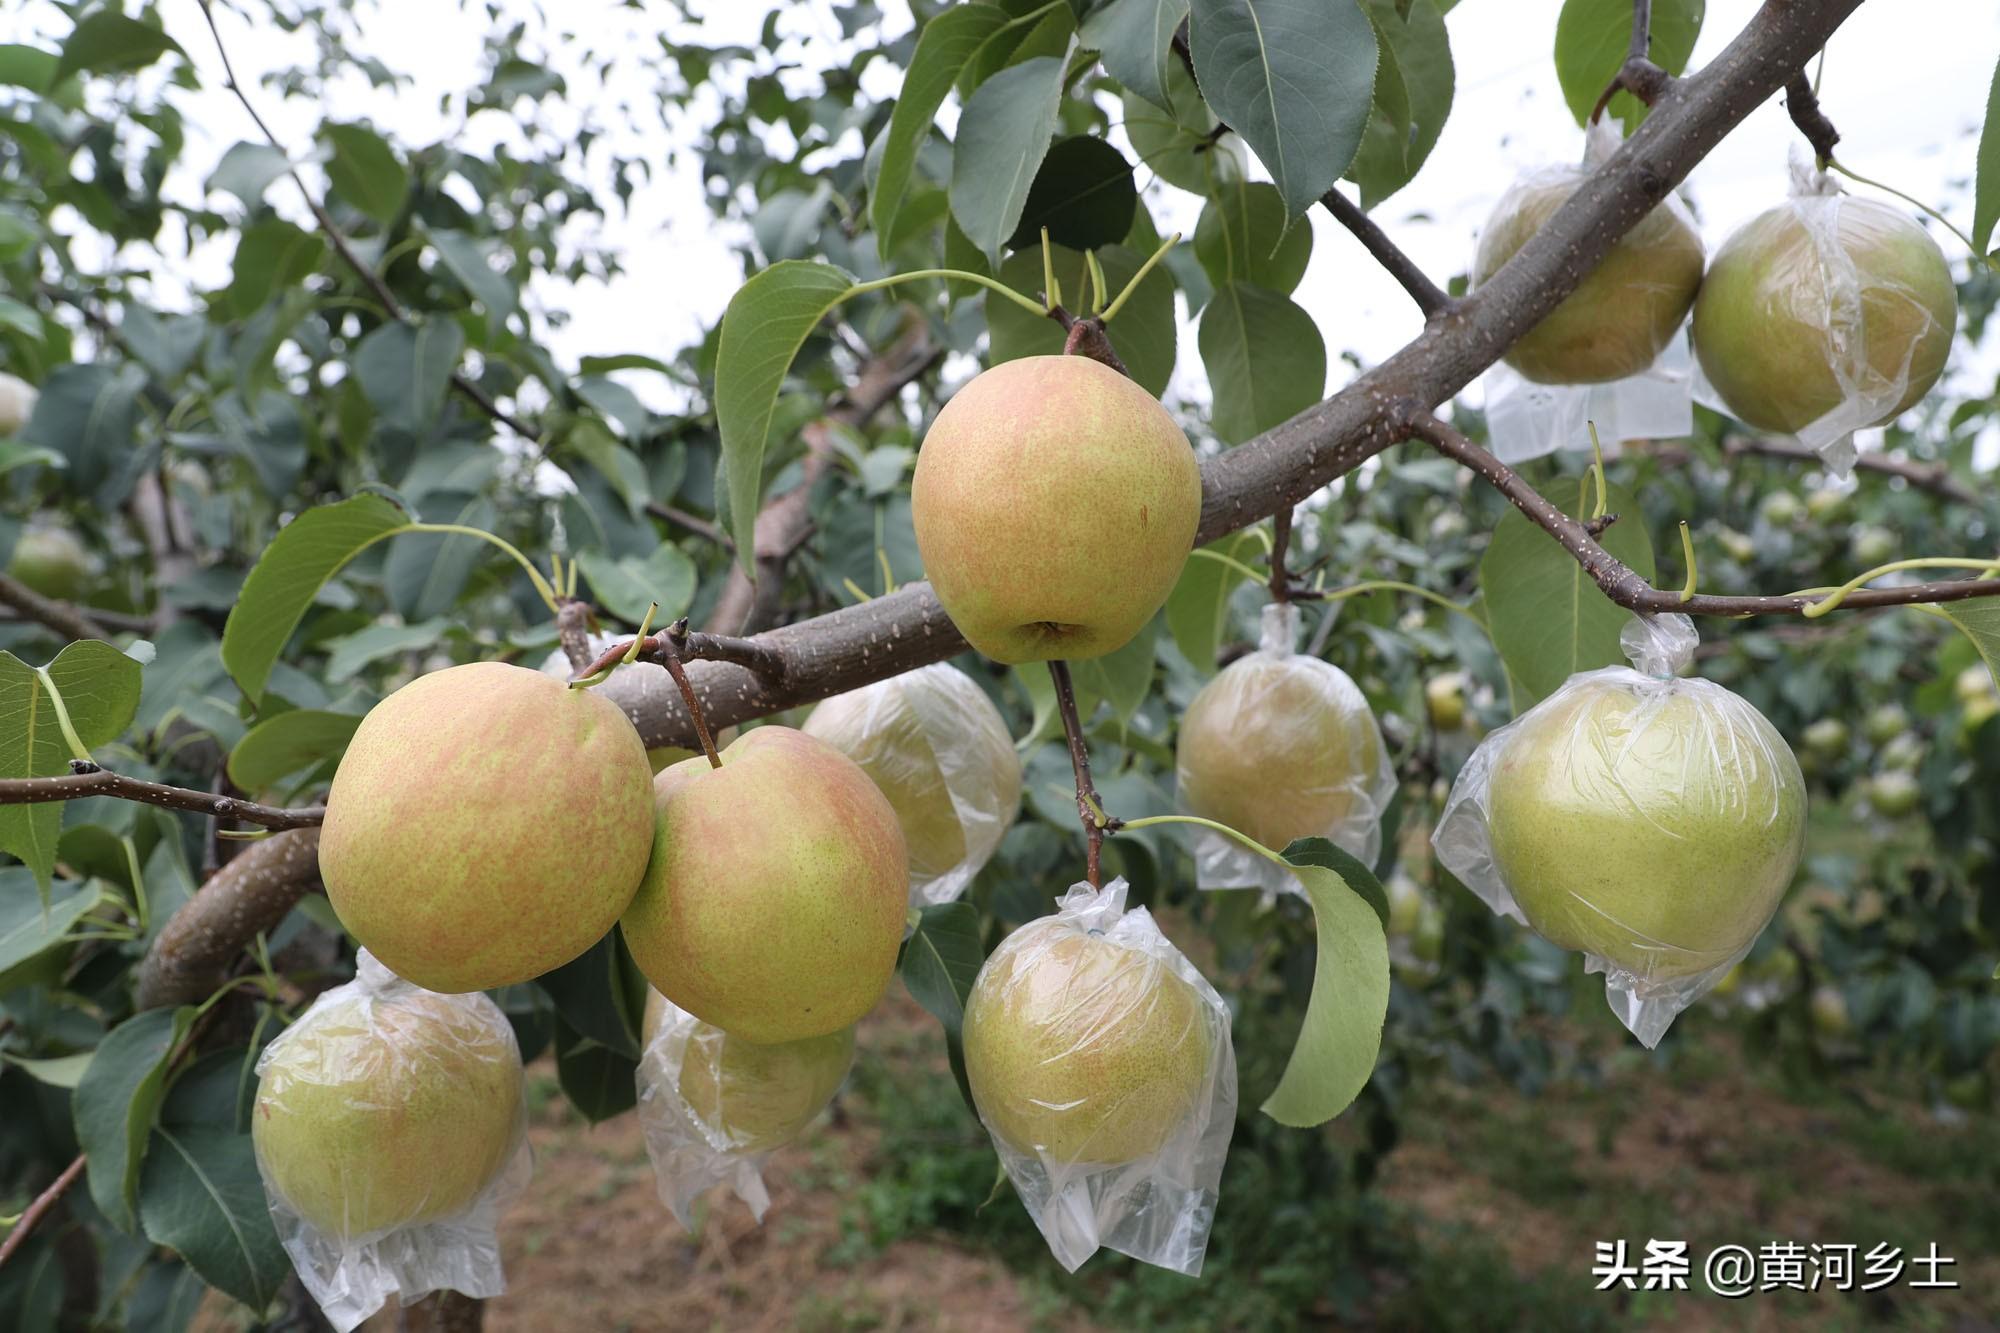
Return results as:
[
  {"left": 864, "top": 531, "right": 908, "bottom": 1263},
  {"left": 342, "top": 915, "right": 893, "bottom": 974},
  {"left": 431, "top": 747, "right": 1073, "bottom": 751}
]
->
[
  {"left": 1046, "top": 303, "right": 1132, "bottom": 379},
  {"left": 1268, "top": 506, "right": 1294, "bottom": 604},
  {"left": 1047, "top": 659, "right": 1114, "bottom": 889},
  {"left": 653, "top": 629, "right": 723, "bottom": 767}
]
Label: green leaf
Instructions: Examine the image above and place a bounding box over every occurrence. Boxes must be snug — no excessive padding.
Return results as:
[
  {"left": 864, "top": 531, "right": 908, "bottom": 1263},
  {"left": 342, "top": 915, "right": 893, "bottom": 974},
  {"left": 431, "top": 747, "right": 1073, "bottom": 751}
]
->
[
  {"left": 573, "top": 544, "right": 698, "bottom": 626},
  {"left": 5, "top": 1050, "right": 94, "bottom": 1088},
  {"left": 1194, "top": 181, "right": 1313, "bottom": 295},
  {"left": 222, "top": 494, "right": 412, "bottom": 706},
  {"left": 355, "top": 319, "right": 465, "bottom": 433},
  {"left": 1198, "top": 280, "right": 1327, "bottom": 445},
  {"left": 53, "top": 11, "right": 183, "bottom": 84},
  {"left": 322, "top": 617, "right": 451, "bottom": 683},
  {"left": 320, "top": 123, "right": 407, "bottom": 225},
  {"left": 564, "top": 420, "right": 651, "bottom": 517},
  {"left": 1070, "top": 613, "right": 1158, "bottom": 724},
  {"left": 20, "top": 363, "right": 142, "bottom": 504},
  {"left": 1005, "top": 136, "right": 1138, "bottom": 253},
  {"left": 226, "top": 709, "right": 362, "bottom": 792},
  {"left": 985, "top": 243, "right": 1177, "bottom": 397},
  {"left": 1347, "top": 0, "right": 1454, "bottom": 208},
  {"left": 537, "top": 932, "right": 644, "bottom": 1060},
  {"left": 0, "top": 874, "right": 99, "bottom": 985},
  {"left": 1480, "top": 477, "right": 1656, "bottom": 707},
  {"left": 0, "top": 44, "right": 59, "bottom": 93},
  {"left": 948, "top": 51, "right": 1073, "bottom": 262},
  {"left": 553, "top": 1023, "right": 638, "bottom": 1123},
  {"left": 1260, "top": 837, "right": 1390, "bottom": 1127},
  {"left": 1554, "top": 0, "right": 1704, "bottom": 128},
  {"left": 0, "top": 441, "right": 60, "bottom": 477},
  {"left": 1975, "top": 57, "right": 2000, "bottom": 257},
  {"left": 428, "top": 228, "right": 518, "bottom": 335},
  {"left": 1940, "top": 599, "right": 2000, "bottom": 692},
  {"left": 1082, "top": 0, "right": 1189, "bottom": 110},
  {"left": 900, "top": 901, "right": 986, "bottom": 1109},
  {"left": 223, "top": 219, "right": 325, "bottom": 319},
  {"left": 0, "top": 641, "right": 144, "bottom": 893},
  {"left": 713, "top": 261, "right": 856, "bottom": 568},
  {"left": 74, "top": 1007, "right": 195, "bottom": 1234},
  {"left": 1166, "top": 530, "right": 1264, "bottom": 669},
  {"left": 1123, "top": 57, "right": 1243, "bottom": 195},
  {"left": 1189, "top": 0, "right": 1378, "bottom": 218},
  {"left": 206, "top": 142, "right": 291, "bottom": 211},
  {"left": 870, "top": 2, "right": 1012, "bottom": 254},
  {"left": 137, "top": 1125, "right": 288, "bottom": 1311}
]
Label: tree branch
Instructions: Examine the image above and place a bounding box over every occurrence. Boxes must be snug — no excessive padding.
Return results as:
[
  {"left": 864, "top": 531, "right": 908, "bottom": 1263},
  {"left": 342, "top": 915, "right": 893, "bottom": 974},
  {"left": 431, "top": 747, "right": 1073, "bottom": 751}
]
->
[
  {"left": 194, "top": 1, "right": 540, "bottom": 444},
  {"left": 0, "top": 1153, "right": 85, "bottom": 1270},
  {"left": 1647, "top": 436, "right": 1980, "bottom": 506},
  {"left": 644, "top": 501, "right": 732, "bottom": 550},
  {"left": 1784, "top": 72, "right": 1841, "bottom": 166},
  {"left": 134, "top": 828, "right": 324, "bottom": 1010},
  {"left": 0, "top": 768, "right": 325, "bottom": 828},
  {"left": 1402, "top": 406, "right": 2000, "bottom": 617},
  {"left": 0, "top": 574, "right": 111, "bottom": 642},
  {"left": 1590, "top": 0, "right": 1674, "bottom": 123},
  {"left": 1318, "top": 187, "right": 1454, "bottom": 317}
]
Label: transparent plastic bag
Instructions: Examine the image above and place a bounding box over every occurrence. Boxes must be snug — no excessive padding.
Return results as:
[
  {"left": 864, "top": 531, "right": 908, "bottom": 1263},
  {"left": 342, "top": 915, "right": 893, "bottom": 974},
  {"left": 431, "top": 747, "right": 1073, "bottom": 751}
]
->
[
  {"left": 252, "top": 952, "right": 531, "bottom": 1331},
  {"left": 1431, "top": 614, "right": 1808, "bottom": 1047},
  {"left": 962, "top": 879, "right": 1237, "bottom": 1274},
  {"left": 634, "top": 988, "right": 854, "bottom": 1227},
  {"left": 1474, "top": 121, "right": 1704, "bottom": 464},
  {"left": 1692, "top": 153, "right": 1958, "bottom": 478},
  {"left": 802, "top": 663, "right": 1023, "bottom": 908},
  {"left": 1177, "top": 603, "right": 1395, "bottom": 895}
]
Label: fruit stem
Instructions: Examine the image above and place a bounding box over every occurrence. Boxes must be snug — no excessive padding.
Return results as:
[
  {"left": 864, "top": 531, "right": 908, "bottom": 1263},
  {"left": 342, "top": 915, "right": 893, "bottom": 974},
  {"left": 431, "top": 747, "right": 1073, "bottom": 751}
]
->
[
  {"left": 1188, "top": 547, "right": 1269, "bottom": 583},
  {"left": 1585, "top": 421, "right": 1609, "bottom": 520},
  {"left": 405, "top": 523, "right": 562, "bottom": 615},
  {"left": 1677, "top": 521, "right": 1698, "bottom": 603},
  {"left": 654, "top": 630, "right": 724, "bottom": 767},
  {"left": 1797, "top": 556, "right": 2000, "bottom": 619},
  {"left": 843, "top": 269, "right": 1051, "bottom": 318},
  {"left": 1100, "top": 231, "right": 1181, "bottom": 324},
  {"left": 1041, "top": 227, "right": 1060, "bottom": 312},
  {"left": 1119, "top": 814, "right": 1288, "bottom": 870},
  {"left": 33, "top": 667, "right": 95, "bottom": 766},
  {"left": 1824, "top": 159, "right": 1994, "bottom": 272},
  {"left": 1047, "top": 659, "right": 1110, "bottom": 889},
  {"left": 1295, "top": 579, "right": 1485, "bottom": 628}
]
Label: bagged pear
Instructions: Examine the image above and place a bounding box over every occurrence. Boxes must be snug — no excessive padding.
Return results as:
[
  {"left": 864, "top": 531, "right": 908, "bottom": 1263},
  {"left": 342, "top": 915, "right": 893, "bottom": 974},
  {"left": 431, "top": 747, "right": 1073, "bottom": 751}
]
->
[{"left": 1432, "top": 614, "right": 1807, "bottom": 1046}]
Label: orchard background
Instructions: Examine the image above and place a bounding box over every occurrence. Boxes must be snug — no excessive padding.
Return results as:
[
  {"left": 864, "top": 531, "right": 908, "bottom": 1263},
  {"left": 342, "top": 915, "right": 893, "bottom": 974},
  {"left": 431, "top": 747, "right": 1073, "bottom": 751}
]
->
[{"left": 2, "top": 0, "right": 2000, "bottom": 1329}]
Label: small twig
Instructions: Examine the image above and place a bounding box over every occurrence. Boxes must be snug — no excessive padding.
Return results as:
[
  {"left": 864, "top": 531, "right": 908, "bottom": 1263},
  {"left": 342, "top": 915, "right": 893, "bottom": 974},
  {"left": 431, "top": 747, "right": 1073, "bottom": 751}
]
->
[
  {"left": 0, "top": 767, "right": 325, "bottom": 828},
  {"left": 0, "top": 1153, "right": 85, "bottom": 1269},
  {"left": 1401, "top": 405, "right": 2000, "bottom": 618},
  {"left": 1648, "top": 437, "right": 1981, "bottom": 507},
  {"left": 194, "top": 1, "right": 539, "bottom": 443},
  {"left": 1589, "top": 0, "right": 1673, "bottom": 123},
  {"left": 1318, "top": 188, "right": 1455, "bottom": 317},
  {"left": 0, "top": 573, "right": 112, "bottom": 642},
  {"left": 1047, "top": 660, "right": 1113, "bottom": 890},
  {"left": 645, "top": 501, "right": 733, "bottom": 550},
  {"left": 1784, "top": 72, "right": 1840, "bottom": 167},
  {"left": 576, "top": 620, "right": 787, "bottom": 683},
  {"left": 650, "top": 631, "right": 722, "bottom": 767},
  {"left": 1268, "top": 507, "right": 1294, "bottom": 603},
  {"left": 1050, "top": 309, "right": 1131, "bottom": 378}
]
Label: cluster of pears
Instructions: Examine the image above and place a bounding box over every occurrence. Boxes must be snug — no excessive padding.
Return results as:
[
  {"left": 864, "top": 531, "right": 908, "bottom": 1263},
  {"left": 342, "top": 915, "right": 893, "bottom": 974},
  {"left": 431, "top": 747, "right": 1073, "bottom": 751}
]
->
[{"left": 1474, "top": 159, "right": 1956, "bottom": 437}]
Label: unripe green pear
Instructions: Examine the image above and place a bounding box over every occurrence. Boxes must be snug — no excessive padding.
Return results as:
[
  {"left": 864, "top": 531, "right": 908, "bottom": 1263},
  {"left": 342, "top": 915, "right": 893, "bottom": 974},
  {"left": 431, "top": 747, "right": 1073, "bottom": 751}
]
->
[
  {"left": 7, "top": 524, "right": 91, "bottom": 600},
  {"left": 1715, "top": 527, "right": 1758, "bottom": 565},
  {"left": 1961, "top": 695, "right": 2000, "bottom": 746},
  {"left": 1863, "top": 703, "right": 1909, "bottom": 747},
  {"left": 0, "top": 371, "right": 36, "bottom": 435},
  {"left": 911, "top": 355, "right": 1201, "bottom": 664},
  {"left": 1487, "top": 677, "right": 1806, "bottom": 981},
  {"left": 1424, "top": 674, "right": 1467, "bottom": 732},
  {"left": 1385, "top": 874, "right": 1426, "bottom": 938},
  {"left": 1805, "top": 488, "right": 1847, "bottom": 522},
  {"left": 1849, "top": 525, "right": 1897, "bottom": 567},
  {"left": 1176, "top": 650, "right": 1386, "bottom": 853},
  {"left": 1694, "top": 197, "right": 1956, "bottom": 435},
  {"left": 641, "top": 988, "right": 853, "bottom": 1152},
  {"left": 1801, "top": 717, "right": 1850, "bottom": 759},
  {"left": 1472, "top": 177, "right": 1704, "bottom": 383},
  {"left": 963, "top": 918, "right": 1210, "bottom": 1166},
  {"left": 1954, "top": 665, "right": 1997, "bottom": 706},
  {"left": 622, "top": 727, "right": 907, "bottom": 1043},
  {"left": 1758, "top": 491, "right": 1804, "bottom": 526},
  {"left": 253, "top": 979, "right": 522, "bottom": 1239},
  {"left": 1878, "top": 732, "right": 1924, "bottom": 773},
  {"left": 1809, "top": 984, "right": 1852, "bottom": 1039},
  {"left": 320, "top": 661, "right": 656, "bottom": 992},
  {"left": 803, "top": 664, "right": 1022, "bottom": 900},
  {"left": 1865, "top": 770, "right": 1922, "bottom": 819}
]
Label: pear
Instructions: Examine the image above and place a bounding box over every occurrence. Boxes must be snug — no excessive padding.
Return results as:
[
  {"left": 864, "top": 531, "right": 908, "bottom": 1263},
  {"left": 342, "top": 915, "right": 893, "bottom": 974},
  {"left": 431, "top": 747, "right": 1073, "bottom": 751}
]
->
[
  {"left": 1473, "top": 178, "right": 1704, "bottom": 384},
  {"left": 642, "top": 989, "right": 853, "bottom": 1153},
  {"left": 0, "top": 371, "right": 36, "bottom": 435},
  {"left": 1694, "top": 196, "right": 1956, "bottom": 435},
  {"left": 1424, "top": 674, "right": 1467, "bottom": 731},
  {"left": 1177, "top": 649, "right": 1388, "bottom": 854},
  {"left": 962, "top": 917, "right": 1210, "bottom": 1166},
  {"left": 319, "top": 661, "right": 655, "bottom": 992},
  {"left": 802, "top": 663, "right": 1022, "bottom": 901},
  {"left": 253, "top": 969, "right": 522, "bottom": 1239},
  {"left": 7, "top": 523, "right": 92, "bottom": 600},
  {"left": 1486, "top": 676, "right": 1806, "bottom": 981},
  {"left": 912, "top": 355, "right": 1201, "bottom": 664},
  {"left": 622, "top": 727, "right": 907, "bottom": 1043}
]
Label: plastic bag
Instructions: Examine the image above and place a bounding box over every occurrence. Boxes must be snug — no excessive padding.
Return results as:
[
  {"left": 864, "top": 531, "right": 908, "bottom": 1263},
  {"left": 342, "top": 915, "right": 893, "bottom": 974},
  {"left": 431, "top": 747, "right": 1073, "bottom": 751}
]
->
[
  {"left": 1474, "top": 121, "right": 1704, "bottom": 464},
  {"left": 962, "top": 879, "right": 1236, "bottom": 1274},
  {"left": 1692, "top": 153, "right": 1958, "bottom": 478},
  {"left": 1431, "top": 614, "right": 1808, "bottom": 1047},
  {"left": 802, "top": 663, "right": 1023, "bottom": 907},
  {"left": 252, "top": 952, "right": 531, "bottom": 1331},
  {"left": 634, "top": 987, "right": 854, "bottom": 1227},
  {"left": 1177, "top": 603, "right": 1395, "bottom": 895}
]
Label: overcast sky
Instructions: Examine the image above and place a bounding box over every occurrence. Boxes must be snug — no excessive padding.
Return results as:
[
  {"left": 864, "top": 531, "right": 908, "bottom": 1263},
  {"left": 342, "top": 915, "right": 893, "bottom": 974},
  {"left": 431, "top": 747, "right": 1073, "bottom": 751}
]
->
[{"left": 14, "top": 1, "right": 2000, "bottom": 435}]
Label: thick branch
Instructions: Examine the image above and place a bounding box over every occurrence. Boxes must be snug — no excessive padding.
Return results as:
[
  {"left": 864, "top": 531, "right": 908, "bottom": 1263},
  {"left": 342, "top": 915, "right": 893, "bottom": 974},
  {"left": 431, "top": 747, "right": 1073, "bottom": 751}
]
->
[
  {"left": 0, "top": 768, "right": 324, "bottom": 828},
  {"left": 1403, "top": 407, "right": 2000, "bottom": 617},
  {"left": 1318, "top": 188, "right": 1453, "bottom": 317},
  {"left": 134, "top": 827, "right": 324, "bottom": 1010},
  {"left": 1784, "top": 72, "right": 1840, "bottom": 166},
  {"left": 0, "top": 574, "right": 110, "bottom": 642}
]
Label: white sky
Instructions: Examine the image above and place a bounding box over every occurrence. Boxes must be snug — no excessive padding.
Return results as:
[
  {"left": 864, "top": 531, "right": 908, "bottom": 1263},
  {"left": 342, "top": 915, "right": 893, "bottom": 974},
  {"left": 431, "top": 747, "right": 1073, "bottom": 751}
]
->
[{"left": 8, "top": 1, "right": 2000, "bottom": 427}]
